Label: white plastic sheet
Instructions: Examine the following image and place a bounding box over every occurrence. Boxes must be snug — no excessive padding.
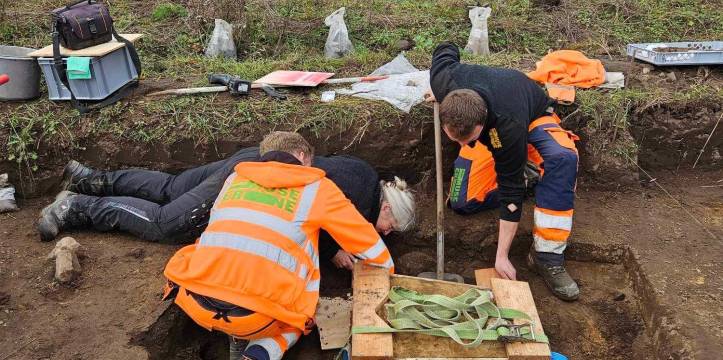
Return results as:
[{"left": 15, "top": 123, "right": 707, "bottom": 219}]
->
[
  {"left": 324, "top": 7, "right": 353, "bottom": 58},
  {"left": 337, "top": 54, "right": 428, "bottom": 113}
]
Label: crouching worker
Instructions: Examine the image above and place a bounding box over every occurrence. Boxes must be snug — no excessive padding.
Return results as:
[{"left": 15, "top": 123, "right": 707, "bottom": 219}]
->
[
  {"left": 163, "top": 132, "right": 394, "bottom": 360},
  {"left": 429, "top": 42, "right": 580, "bottom": 301}
]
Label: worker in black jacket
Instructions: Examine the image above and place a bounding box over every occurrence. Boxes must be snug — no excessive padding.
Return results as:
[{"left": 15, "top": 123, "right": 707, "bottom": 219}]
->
[
  {"left": 37, "top": 148, "right": 415, "bottom": 271},
  {"left": 428, "top": 42, "right": 580, "bottom": 301}
]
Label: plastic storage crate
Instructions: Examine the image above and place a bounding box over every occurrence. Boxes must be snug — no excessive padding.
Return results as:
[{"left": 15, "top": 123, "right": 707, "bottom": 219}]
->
[
  {"left": 627, "top": 41, "right": 723, "bottom": 66},
  {"left": 37, "top": 46, "right": 138, "bottom": 101}
]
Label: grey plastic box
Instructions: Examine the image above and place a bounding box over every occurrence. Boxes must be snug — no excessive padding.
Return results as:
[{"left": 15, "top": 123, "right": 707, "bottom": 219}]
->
[
  {"left": 37, "top": 46, "right": 138, "bottom": 101},
  {"left": 627, "top": 41, "right": 723, "bottom": 66}
]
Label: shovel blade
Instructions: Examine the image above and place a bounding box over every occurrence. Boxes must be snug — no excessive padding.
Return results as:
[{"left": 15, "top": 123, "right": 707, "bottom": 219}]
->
[{"left": 417, "top": 271, "right": 466, "bottom": 284}]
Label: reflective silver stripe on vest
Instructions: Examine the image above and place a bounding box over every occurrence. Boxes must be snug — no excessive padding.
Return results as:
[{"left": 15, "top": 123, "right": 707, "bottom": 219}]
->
[
  {"left": 294, "top": 180, "right": 320, "bottom": 222},
  {"left": 298, "top": 264, "right": 309, "bottom": 280},
  {"left": 215, "top": 173, "right": 237, "bottom": 208},
  {"left": 199, "top": 232, "right": 297, "bottom": 273},
  {"left": 305, "top": 279, "right": 320, "bottom": 292},
  {"left": 210, "top": 207, "right": 306, "bottom": 244},
  {"left": 381, "top": 257, "right": 394, "bottom": 269},
  {"left": 304, "top": 241, "right": 319, "bottom": 268},
  {"left": 357, "top": 238, "right": 386, "bottom": 260}
]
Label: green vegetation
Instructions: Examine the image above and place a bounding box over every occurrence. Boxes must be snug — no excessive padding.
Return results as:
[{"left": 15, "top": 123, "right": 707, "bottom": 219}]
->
[
  {"left": 0, "top": 0, "right": 721, "bottom": 181},
  {"left": 151, "top": 3, "right": 188, "bottom": 22}
]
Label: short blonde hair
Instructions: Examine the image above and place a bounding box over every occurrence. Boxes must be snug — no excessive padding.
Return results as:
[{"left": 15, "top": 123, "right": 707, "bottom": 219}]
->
[
  {"left": 259, "top": 131, "right": 314, "bottom": 157},
  {"left": 381, "top": 176, "right": 416, "bottom": 232}
]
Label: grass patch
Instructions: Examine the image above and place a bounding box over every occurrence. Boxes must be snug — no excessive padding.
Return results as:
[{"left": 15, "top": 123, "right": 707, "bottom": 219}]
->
[
  {"left": 151, "top": 3, "right": 188, "bottom": 22},
  {"left": 0, "top": 0, "right": 721, "bottom": 183}
]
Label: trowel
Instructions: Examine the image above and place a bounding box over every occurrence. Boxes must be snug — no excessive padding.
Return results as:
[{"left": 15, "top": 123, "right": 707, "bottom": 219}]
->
[{"left": 418, "top": 102, "right": 465, "bottom": 284}]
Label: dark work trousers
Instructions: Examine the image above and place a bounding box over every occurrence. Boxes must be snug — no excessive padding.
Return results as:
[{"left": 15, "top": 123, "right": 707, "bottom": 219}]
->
[{"left": 73, "top": 147, "right": 260, "bottom": 243}]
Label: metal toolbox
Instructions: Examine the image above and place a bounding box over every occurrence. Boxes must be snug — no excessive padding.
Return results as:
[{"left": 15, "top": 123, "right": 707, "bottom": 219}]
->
[{"left": 626, "top": 41, "right": 723, "bottom": 66}]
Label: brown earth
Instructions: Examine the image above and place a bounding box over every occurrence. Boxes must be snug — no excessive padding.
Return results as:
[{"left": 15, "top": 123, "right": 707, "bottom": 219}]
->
[{"left": 1, "top": 161, "right": 720, "bottom": 359}]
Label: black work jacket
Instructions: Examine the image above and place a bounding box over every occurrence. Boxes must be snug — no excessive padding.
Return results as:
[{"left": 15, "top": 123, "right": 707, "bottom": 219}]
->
[{"left": 430, "top": 42, "right": 552, "bottom": 222}]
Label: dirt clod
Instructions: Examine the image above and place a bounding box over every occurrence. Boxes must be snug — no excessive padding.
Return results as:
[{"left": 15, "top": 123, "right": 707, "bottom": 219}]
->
[
  {"left": 47, "top": 237, "right": 82, "bottom": 284},
  {"left": 613, "top": 292, "right": 626, "bottom": 301},
  {"left": 127, "top": 248, "right": 146, "bottom": 259},
  {"left": 396, "top": 251, "right": 436, "bottom": 275},
  {"left": 0, "top": 291, "right": 9, "bottom": 305}
]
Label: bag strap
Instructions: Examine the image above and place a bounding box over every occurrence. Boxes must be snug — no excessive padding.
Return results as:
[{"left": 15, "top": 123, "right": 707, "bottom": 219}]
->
[{"left": 52, "top": 22, "right": 141, "bottom": 114}]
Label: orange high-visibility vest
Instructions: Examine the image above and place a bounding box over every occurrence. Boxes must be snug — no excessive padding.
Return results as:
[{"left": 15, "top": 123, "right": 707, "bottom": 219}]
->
[{"left": 164, "top": 161, "right": 394, "bottom": 331}]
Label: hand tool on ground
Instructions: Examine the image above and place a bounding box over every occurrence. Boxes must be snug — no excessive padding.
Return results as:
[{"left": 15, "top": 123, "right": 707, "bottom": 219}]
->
[
  {"left": 147, "top": 74, "right": 286, "bottom": 100},
  {"left": 418, "top": 102, "right": 465, "bottom": 283},
  {"left": 0, "top": 74, "right": 9, "bottom": 86},
  {"left": 254, "top": 70, "right": 388, "bottom": 87}
]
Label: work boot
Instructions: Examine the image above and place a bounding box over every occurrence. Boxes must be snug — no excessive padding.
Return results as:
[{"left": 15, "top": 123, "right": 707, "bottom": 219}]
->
[
  {"left": 527, "top": 250, "right": 579, "bottom": 301},
  {"left": 37, "top": 191, "right": 89, "bottom": 242},
  {"left": 60, "top": 160, "right": 106, "bottom": 195}
]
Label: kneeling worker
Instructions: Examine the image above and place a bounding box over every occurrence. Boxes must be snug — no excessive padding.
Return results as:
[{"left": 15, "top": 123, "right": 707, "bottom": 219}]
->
[
  {"left": 429, "top": 42, "right": 580, "bottom": 301},
  {"left": 163, "top": 132, "right": 394, "bottom": 360}
]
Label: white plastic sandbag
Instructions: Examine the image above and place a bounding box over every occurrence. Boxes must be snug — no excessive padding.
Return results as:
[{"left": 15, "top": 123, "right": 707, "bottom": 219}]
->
[
  {"left": 464, "top": 6, "right": 491, "bottom": 56},
  {"left": 324, "top": 7, "right": 353, "bottom": 58},
  {"left": 205, "top": 19, "right": 237, "bottom": 59},
  {"left": 0, "top": 173, "right": 18, "bottom": 213}
]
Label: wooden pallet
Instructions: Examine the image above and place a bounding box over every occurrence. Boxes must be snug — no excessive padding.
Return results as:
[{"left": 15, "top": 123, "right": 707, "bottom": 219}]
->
[
  {"left": 351, "top": 264, "right": 550, "bottom": 360},
  {"left": 28, "top": 34, "right": 143, "bottom": 58}
]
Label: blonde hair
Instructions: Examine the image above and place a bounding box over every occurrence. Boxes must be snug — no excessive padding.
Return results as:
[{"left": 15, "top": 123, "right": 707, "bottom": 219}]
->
[
  {"left": 381, "top": 176, "right": 416, "bottom": 232},
  {"left": 259, "top": 131, "right": 314, "bottom": 157}
]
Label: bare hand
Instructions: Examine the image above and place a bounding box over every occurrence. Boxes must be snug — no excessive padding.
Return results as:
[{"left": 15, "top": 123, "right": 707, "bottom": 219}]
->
[
  {"left": 423, "top": 88, "right": 436, "bottom": 103},
  {"left": 495, "top": 256, "right": 517, "bottom": 280},
  {"left": 331, "top": 250, "right": 356, "bottom": 271}
]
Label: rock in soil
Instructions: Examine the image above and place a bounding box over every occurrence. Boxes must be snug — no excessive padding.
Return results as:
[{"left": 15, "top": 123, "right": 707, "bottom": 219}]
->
[
  {"left": 126, "top": 247, "right": 145, "bottom": 259},
  {"left": 47, "top": 237, "right": 82, "bottom": 284}
]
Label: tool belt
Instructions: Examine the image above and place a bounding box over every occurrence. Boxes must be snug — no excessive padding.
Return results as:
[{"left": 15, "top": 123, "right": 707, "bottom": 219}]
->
[{"left": 352, "top": 286, "right": 548, "bottom": 347}]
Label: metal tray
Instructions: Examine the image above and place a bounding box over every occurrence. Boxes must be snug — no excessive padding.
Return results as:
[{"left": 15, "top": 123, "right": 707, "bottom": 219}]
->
[{"left": 626, "top": 41, "right": 723, "bottom": 66}]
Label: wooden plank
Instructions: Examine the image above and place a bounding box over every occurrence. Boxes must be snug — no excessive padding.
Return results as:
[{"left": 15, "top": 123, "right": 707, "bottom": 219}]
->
[
  {"left": 28, "top": 34, "right": 143, "bottom": 58},
  {"left": 489, "top": 279, "right": 551, "bottom": 360},
  {"left": 474, "top": 268, "right": 502, "bottom": 289},
  {"left": 351, "top": 263, "right": 393, "bottom": 359},
  {"left": 316, "top": 297, "right": 352, "bottom": 350},
  {"left": 390, "top": 275, "right": 507, "bottom": 359}
]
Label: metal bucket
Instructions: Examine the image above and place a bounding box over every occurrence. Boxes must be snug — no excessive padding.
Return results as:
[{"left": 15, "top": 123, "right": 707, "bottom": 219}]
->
[{"left": 0, "top": 46, "right": 41, "bottom": 100}]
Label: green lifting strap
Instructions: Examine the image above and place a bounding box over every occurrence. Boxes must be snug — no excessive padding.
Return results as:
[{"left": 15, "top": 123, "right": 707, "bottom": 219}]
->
[{"left": 351, "top": 286, "right": 549, "bottom": 348}]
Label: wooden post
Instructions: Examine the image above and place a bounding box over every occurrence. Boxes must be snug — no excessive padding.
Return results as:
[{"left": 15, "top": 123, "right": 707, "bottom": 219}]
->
[
  {"left": 433, "top": 102, "right": 445, "bottom": 280},
  {"left": 351, "top": 263, "right": 393, "bottom": 359},
  {"left": 490, "top": 278, "right": 551, "bottom": 360}
]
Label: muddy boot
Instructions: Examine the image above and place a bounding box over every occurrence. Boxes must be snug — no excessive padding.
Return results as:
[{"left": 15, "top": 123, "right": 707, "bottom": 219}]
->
[
  {"left": 60, "top": 160, "right": 108, "bottom": 195},
  {"left": 527, "top": 250, "right": 579, "bottom": 301},
  {"left": 37, "top": 191, "right": 90, "bottom": 242}
]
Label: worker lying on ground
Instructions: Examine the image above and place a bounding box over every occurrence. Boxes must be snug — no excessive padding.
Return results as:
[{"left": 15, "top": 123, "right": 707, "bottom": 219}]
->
[
  {"left": 163, "top": 131, "right": 395, "bottom": 360},
  {"left": 37, "top": 146, "right": 415, "bottom": 272},
  {"left": 428, "top": 42, "right": 580, "bottom": 301}
]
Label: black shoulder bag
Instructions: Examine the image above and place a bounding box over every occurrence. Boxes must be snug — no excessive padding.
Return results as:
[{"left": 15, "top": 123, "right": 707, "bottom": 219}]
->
[{"left": 51, "top": 0, "right": 142, "bottom": 114}]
